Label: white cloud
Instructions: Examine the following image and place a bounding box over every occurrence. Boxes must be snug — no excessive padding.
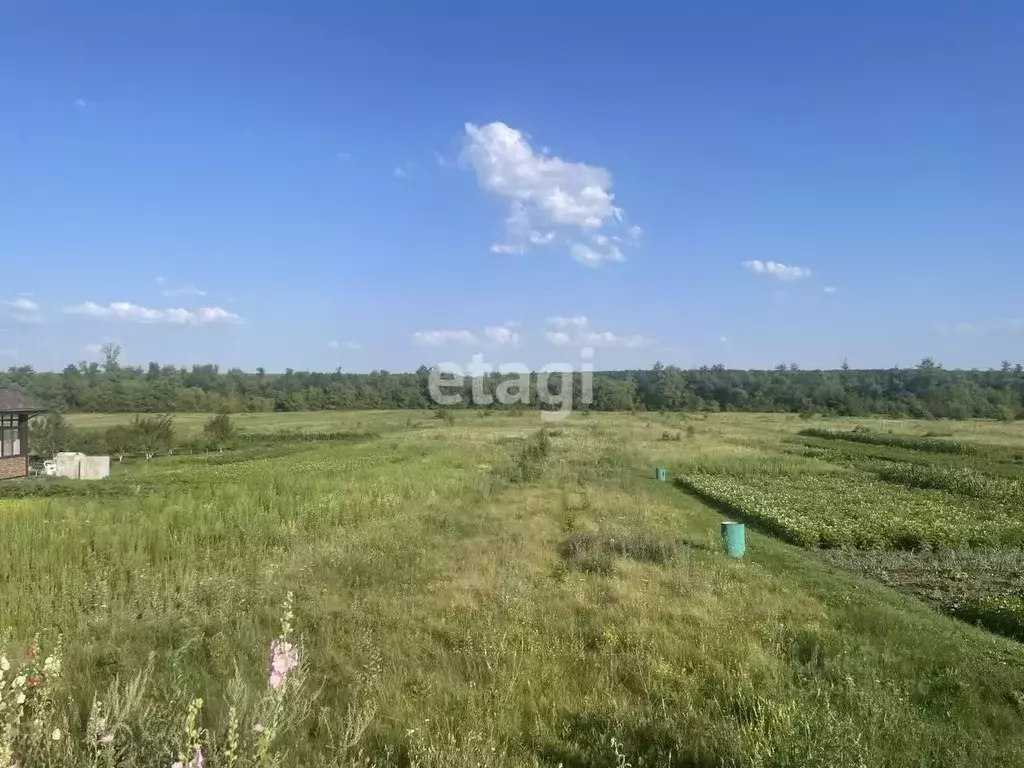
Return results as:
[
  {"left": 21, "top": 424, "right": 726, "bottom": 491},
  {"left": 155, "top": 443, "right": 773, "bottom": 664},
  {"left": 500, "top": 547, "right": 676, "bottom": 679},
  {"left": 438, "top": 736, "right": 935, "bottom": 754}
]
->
[
  {"left": 65, "top": 301, "right": 240, "bottom": 325},
  {"left": 490, "top": 243, "right": 524, "bottom": 254},
  {"left": 581, "top": 331, "right": 654, "bottom": 348},
  {"left": 823, "top": 286, "right": 837, "bottom": 294},
  {"left": 412, "top": 330, "right": 476, "bottom": 346},
  {"left": 545, "top": 317, "right": 653, "bottom": 348},
  {"left": 342, "top": 341, "right": 363, "bottom": 350},
  {"left": 327, "top": 341, "right": 339, "bottom": 348},
  {"left": 571, "top": 242, "right": 624, "bottom": 267},
  {"left": 10, "top": 297, "right": 38, "bottom": 312},
  {"left": 157, "top": 277, "right": 207, "bottom": 297},
  {"left": 83, "top": 343, "right": 104, "bottom": 355},
  {"left": 719, "top": 336, "right": 729, "bottom": 343},
  {"left": 337, "top": 151, "right": 351, "bottom": 160},
  {"left": 461, "top": 121, "right": 639, "bottom": 265},
  {"left": 1, "top": 297, "right": 42, "bottom": 324},
  {"left": 742, "top": 260, "right": 812, "bottom": 281},
  {"left": 547, "top": 315, "right": 588, "bottom": 329},
  {"left": 484, "top": 325, "right": 520, "bottom": 345},
  {"left": 73, "top": 98, "right": 89, "bottom": 108}
]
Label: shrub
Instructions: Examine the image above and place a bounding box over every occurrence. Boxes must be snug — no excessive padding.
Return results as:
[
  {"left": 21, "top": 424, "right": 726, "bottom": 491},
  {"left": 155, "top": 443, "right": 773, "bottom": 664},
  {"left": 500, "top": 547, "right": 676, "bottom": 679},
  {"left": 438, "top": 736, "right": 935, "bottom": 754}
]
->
[
  {"left": 130, "top": 415, "right": 176, "bottom": 460},
  {"left": 506, "top": 428, "right": 552, "bottom": 483},
  {"left": 28, "top": 413, "right": 74, "bottom": 459},
  {"left": 203, "top": 412, "right": 235, "bottom": 451},
  {"left": 104, "top": 424, "right": 136, "bottom": 462}
]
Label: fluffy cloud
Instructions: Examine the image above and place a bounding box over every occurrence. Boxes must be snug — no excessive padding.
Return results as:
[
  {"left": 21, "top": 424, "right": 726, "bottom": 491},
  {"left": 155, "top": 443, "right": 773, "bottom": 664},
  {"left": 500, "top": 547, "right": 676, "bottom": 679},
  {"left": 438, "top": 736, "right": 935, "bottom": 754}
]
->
[
  {"left": 544, "top": 316, "right": 653, "bottom": 348},
  {"left": 65, "top": 302, "right": 240, "bottom": 325},
  {"left": 411, "top": 330, "right": 477, "bottom": 346},
  {"left": 1, "top": 297, "right": 42, "bottom": 324},
  {"left": 462, "top": 122, "right": 639, "bottom": 266},
  {"left": 484, "top": 326, "right": 520, "bottom": 345},
  {"left": 547, "top": 315, "right": 589, "bottom": 329},
  {"left": 823, "top": 286, "right": 837, "bottom": 294},
  {"left": 742, "top": 260, "right": 812, "bottom": 281},
  {"left": 10, "top": 298, "right": 38, "bottom": 312}
]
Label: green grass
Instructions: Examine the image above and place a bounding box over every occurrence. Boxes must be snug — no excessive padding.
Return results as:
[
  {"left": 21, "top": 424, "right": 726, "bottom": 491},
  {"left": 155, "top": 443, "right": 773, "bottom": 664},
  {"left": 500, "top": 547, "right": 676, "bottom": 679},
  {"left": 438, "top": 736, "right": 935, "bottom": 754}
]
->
[
  {"left": 949, "top": 594, "right": 1024, "bottom": 642},
  {"left": 65, "top": 409, "right": 438, "bottom": 437},
  {"left": 3, "top": 411, "right": 1024, "bottom": 765},
  {"left": 798, "top": 427, "right": 979, "bottom": 455}
]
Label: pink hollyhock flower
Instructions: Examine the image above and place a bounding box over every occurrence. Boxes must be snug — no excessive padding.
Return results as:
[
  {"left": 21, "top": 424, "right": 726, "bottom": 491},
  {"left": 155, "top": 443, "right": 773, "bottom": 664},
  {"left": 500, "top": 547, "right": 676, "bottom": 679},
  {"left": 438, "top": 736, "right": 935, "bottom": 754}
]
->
[{"left": 268, "top": 638, "right": 298, "bottom": 688}]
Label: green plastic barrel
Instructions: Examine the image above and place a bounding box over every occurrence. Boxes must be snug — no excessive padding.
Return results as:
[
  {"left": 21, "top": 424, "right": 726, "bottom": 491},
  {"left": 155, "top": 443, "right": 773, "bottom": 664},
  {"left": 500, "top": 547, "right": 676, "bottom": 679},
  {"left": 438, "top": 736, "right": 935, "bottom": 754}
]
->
[
  {"left": 655, "top": 467, "right": 667, "bottom": 481},
  {"left": 720, "top": 521, "right": 746, "bottom": 558}
]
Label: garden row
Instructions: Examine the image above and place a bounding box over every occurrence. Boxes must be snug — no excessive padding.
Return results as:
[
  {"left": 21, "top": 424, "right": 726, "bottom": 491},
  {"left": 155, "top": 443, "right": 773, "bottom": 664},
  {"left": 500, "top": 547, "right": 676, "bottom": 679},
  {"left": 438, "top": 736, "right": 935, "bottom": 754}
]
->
[
  {"left": 676, "top": 468, "right": 1024, "bottom": 551},
  {"left": 797, "top": 427, "right": 979, "bottom": 455}
]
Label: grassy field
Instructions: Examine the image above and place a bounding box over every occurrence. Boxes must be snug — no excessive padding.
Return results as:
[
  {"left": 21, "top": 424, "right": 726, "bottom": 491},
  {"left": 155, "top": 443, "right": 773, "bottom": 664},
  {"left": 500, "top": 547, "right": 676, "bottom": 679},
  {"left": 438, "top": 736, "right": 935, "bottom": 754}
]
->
[
  {"left": 66, "top": 409, "right": 429, "bottom": 437},
  {"left": 2, "top": 411, "right": 1024, "bottom": 766}
]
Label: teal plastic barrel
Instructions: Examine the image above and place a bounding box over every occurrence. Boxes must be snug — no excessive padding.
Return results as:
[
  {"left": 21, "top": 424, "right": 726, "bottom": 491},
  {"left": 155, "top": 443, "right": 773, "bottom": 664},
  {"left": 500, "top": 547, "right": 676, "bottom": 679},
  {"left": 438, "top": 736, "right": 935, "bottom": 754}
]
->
[
  {"left": 655, "top": 467, "right": 667, "bottom": 481},
  {"left": 720, "top": 521, "right": 746, "bottom": 558}
]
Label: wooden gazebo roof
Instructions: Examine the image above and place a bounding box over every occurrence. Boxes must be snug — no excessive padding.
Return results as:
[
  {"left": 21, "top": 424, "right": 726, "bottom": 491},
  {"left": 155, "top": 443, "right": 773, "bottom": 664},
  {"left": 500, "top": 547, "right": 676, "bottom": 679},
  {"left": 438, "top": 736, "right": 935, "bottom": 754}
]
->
[{"left": 0, "top": 389, "right": 45, "bottom": 414}]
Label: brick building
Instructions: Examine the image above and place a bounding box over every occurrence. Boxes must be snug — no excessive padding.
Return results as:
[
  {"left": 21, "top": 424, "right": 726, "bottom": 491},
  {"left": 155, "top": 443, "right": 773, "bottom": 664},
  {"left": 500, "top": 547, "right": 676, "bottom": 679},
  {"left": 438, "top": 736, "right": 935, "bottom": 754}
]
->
[{"left": 0, "top": 390, "right": 45, "bottom": 480}]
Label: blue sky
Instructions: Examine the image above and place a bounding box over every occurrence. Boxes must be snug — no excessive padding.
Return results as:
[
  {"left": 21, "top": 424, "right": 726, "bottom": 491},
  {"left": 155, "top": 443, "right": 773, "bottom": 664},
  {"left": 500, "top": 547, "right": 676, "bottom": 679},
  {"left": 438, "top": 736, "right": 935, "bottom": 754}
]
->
[{"left": 2, "top": 1, "right": 1022, "bottom": 373}]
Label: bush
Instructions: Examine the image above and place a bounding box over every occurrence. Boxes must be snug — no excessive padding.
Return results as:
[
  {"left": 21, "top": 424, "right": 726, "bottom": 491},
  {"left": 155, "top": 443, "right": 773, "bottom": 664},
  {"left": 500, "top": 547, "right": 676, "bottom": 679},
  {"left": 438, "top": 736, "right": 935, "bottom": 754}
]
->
[
  {"left": 203, "top": 412, "right": 235, "bottom": 451},
  {"left": 130, "top": 414, "right": 176, "bottom": 460},
  {"left": 28, "top": 413, "right": 74, "bottom": 459},
  {"left": 506, "top": 428, "right": 552, "bottom": 483}
]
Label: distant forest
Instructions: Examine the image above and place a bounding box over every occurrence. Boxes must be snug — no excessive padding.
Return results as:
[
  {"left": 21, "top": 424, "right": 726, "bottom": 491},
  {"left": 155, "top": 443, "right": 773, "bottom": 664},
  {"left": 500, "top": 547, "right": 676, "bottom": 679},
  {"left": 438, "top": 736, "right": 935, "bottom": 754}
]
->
[{"left": 3, "top": 347, "right": 1024, "bottom": 420}]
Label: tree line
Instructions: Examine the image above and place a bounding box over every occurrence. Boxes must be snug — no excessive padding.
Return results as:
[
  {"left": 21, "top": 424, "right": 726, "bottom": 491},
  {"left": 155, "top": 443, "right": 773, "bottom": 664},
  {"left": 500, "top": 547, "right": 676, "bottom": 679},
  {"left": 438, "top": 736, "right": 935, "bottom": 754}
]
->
[{"left": 3, "top": 346, "right": 1024, "bottom": 420}]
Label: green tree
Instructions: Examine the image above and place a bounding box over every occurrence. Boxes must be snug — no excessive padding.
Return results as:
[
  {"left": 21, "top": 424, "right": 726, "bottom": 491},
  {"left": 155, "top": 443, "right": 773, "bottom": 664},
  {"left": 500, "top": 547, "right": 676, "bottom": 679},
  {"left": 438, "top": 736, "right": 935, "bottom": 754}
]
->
[
  {"left": 28, "top": 413, "right": 74, "bottom": 459},
  {"left": 130, "top": 414, "right": 175, "bottom": 460},
  {"left": 104, "top": 424, "right": 137, "bottom": 462},
  {"left": 203, "top": 412, "right": 235, "bottom": 451}
]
